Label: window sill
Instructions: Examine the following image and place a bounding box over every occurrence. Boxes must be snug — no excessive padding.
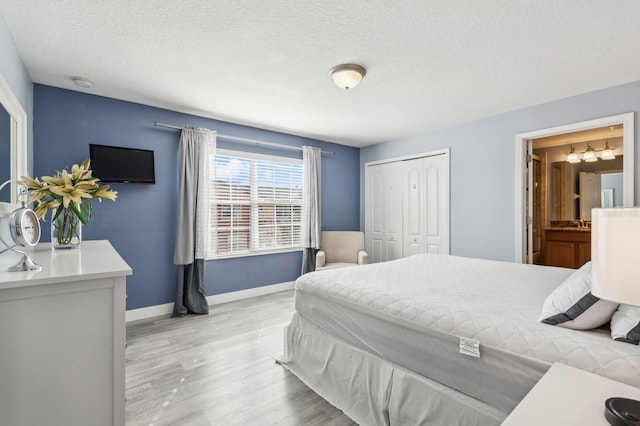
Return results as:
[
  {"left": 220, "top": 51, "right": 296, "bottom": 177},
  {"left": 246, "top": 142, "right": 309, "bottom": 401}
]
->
[{"left": 206, "top": 247, "right": 303, "bottom": 261}]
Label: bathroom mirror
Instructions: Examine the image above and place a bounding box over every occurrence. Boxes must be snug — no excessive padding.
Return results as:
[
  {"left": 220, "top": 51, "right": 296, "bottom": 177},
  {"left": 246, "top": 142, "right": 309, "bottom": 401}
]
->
[
  {"left": 0, "top": 73, "right": 28, "bottom": 205},
  {"left": 0, "top": 103, "right": 9, "bottom": 185},
  {"left": 550, "top": 156, "right": 624, "bottom": 221}
]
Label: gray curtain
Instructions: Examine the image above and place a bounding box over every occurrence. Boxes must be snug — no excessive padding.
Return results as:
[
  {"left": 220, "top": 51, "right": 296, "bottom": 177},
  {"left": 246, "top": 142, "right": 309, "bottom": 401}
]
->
[
  {"left": 301, "top": 146, "right": 321, "bottom": 274},
  {"left": 173, "top": 127, "right": 215, "bottom": 317}
]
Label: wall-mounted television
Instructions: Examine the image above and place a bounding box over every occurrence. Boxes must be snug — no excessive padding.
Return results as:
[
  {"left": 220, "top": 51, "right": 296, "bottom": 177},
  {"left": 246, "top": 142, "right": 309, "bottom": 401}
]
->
[{"left": 89, "top": 144, "right": 156, "bottom": 184}]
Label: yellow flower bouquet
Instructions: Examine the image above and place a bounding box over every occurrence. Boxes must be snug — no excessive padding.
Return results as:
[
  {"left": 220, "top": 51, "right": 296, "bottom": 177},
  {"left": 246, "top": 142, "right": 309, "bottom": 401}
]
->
[{"left": 23, "top": 159, "right": 117, "bottom": 248}]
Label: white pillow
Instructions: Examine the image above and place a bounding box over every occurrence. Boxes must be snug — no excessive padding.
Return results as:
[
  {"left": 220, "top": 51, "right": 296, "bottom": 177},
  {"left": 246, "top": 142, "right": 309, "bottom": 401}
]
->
[
  {"left": 611, "top": 304, "right": 640, "bottom": 344},
  {"left": 539, "top": 262, "right": 618, "bottom": 330}
]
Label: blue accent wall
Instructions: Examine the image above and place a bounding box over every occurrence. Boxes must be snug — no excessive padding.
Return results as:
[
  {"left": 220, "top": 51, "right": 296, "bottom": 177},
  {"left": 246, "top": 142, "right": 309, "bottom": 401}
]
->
[
  {"left": 361, "top": 81, "right": 640, "bottom": 263},
  {"left": 34, "top": 85, "right": 360, "bottom": 310}
]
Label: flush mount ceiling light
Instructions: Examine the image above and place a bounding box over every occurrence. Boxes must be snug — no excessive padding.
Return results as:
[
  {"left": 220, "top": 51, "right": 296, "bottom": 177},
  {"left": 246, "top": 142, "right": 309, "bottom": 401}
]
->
[
  {"left": 72, "top": 76, "right": 93, "bottom": 89},
  {"left": 329, "top": 64, "right": 366, "bottom": 90}
]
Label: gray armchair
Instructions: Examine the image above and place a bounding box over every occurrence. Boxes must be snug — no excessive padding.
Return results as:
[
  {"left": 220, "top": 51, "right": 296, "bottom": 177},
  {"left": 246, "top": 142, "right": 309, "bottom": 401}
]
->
[{"left": 316, "top": 231, "right": 369, "bottom": 271}]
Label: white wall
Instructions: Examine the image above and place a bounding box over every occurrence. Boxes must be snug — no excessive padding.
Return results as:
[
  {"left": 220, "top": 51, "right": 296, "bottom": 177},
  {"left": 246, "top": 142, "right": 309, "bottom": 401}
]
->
[{"left": 360, "top": 81, "right": 640, "bottom": 262}]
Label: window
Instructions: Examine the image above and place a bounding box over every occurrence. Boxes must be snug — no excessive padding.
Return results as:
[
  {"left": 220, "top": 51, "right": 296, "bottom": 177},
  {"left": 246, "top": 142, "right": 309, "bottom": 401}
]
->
[{"left": 207, "top": 149, "right": 303, "bottom": 258}]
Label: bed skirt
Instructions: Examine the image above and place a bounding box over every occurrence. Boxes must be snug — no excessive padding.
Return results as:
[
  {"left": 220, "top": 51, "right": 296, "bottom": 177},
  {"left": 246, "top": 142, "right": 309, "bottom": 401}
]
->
[{"left": 277, "top": 313, "right": 506, "bottom": 425}]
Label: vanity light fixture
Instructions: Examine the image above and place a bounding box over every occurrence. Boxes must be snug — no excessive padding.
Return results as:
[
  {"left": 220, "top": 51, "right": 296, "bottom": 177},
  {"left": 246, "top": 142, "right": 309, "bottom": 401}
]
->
[
  {"left": 329, "top": 64, "right": 366, "bottom": 90},
  {"left": 72, "top": 77, "right": 93, "bottom": 89},
  {"left": 566, "top": 146, "right": 580, "bottom": 163},
  {"left": 566, "top": 142, "right": 616, "bottom": 163},
  {"left": 600, "top": 141, "right": 616, "bottom": 160}
]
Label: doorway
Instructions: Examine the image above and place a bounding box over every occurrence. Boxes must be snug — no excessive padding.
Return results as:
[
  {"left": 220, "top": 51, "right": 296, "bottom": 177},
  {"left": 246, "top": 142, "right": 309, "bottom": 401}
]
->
[
  {"left": 531, "top": 130, "right": 625, "bottom": 266},
  {"left": 515, "top": 113, "right": 635, "bottom": 264}
]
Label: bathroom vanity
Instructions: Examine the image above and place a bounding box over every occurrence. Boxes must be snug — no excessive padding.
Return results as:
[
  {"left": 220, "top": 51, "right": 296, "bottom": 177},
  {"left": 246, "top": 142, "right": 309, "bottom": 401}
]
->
[{"left": 543, "top": 228, "right": 591, "bottom": 269}]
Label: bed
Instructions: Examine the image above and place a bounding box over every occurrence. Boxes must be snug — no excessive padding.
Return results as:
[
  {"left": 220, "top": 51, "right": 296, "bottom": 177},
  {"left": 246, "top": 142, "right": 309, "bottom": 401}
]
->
[{"left": 277, "top": 253, "right": 640, "bottom": 425}]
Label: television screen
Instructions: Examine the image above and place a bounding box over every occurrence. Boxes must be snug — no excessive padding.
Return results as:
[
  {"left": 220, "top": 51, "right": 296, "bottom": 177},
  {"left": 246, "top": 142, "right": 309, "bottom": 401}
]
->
[{"left": 89, "top": 144, "right": 155, "bottom": 183}]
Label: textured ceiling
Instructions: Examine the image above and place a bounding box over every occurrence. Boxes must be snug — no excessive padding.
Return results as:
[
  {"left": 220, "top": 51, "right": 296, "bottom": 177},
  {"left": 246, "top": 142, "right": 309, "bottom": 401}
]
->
[{"left": 1, "top": 1, "right": 640, "bottom": 147}]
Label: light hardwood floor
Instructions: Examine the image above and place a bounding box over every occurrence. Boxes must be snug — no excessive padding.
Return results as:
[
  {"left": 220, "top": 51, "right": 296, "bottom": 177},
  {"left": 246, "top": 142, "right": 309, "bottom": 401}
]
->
[{"left": 126, "top": 290, "right": 356, "bottom": 426}]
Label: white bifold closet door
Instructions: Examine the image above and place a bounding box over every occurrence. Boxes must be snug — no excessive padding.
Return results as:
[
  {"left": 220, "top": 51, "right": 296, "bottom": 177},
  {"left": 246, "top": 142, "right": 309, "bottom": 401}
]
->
[
  {"left": 367, "top": 161, "right": 403, "bottom": 263},
  {"left": 366, "top": 151, "right": 449, "bottom": 263}
]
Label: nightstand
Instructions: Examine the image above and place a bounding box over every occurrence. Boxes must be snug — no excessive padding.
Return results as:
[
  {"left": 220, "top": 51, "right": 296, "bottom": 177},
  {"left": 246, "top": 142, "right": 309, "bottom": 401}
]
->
[{"left": 503, "top": 363, "right": 640, "bottom": 425}]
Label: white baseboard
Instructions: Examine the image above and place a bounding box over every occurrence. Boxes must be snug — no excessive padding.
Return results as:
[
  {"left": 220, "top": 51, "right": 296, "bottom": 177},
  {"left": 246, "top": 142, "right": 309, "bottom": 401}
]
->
[
  {"left": 125, "top": 281, "right": 295, "bottom": 323},
  {"left": 126, "top": 301, "right": 173, "bottom": 323}
]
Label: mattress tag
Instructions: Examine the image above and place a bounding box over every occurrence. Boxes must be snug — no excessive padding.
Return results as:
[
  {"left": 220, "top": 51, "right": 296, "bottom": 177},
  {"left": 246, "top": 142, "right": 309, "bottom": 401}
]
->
[{"left": 459, "top": 337, "right": 480, "bottom": 358}]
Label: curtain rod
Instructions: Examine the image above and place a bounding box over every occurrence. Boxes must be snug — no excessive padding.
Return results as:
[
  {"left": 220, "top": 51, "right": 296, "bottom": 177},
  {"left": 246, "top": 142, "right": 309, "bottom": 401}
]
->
[{"left": 153, "top": 121, "right": 335, "bottom": 156}]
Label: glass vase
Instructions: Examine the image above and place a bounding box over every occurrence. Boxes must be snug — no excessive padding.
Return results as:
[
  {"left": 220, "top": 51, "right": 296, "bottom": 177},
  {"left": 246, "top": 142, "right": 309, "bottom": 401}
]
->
[{"left": 51, "top": 207, "right": 82, "bottom": 250}]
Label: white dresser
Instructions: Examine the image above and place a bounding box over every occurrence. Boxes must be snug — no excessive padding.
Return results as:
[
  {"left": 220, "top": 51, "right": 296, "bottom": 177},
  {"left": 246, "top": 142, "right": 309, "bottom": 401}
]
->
[{"left": 0, "top": 240, "right": 132, "bottom": 426}]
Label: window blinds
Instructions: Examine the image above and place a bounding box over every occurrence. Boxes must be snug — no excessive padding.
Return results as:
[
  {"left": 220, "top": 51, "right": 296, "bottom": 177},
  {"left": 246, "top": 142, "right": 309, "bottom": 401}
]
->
[{"left": 209, "top": 150, "right": 303, "bottom": 258}]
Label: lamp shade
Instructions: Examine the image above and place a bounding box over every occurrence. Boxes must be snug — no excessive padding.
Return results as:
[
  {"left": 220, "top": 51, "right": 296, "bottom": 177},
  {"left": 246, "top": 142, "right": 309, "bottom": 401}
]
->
[
  {"left": 592, "top": 208, "right": 640, "bottom": 306},
  {"left": 583, "top": 144, "right": 597, "bottom": 162},
  {"left": 601, "top": 141, "right": 616, "bottom": 160},
  {"left": 566, "top": 146, "right": 580, "bottom": 163}
]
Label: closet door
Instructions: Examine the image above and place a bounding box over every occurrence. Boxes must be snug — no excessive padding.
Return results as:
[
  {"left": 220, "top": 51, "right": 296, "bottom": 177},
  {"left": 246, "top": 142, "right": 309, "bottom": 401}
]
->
[
  {"left": 366, "top": 150, "right": 449, "bottom": 262},
  {"left": 365, "top": 162, "right": 403, "bottom": 262},
  {"left": 401, "top": 154, "right": 450, "bottom": 256},
  {"left": 383, "top": 162, "right": 403, "bottom": 261},
  {"left": 403, "top": 158, "right": 425, "bottom": 257},
  {"left": 424, "top": 153, "right": 449, "bottom": 254},
  {"left": 366, "top": 164, "right": 385, "bottom": 263}
]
